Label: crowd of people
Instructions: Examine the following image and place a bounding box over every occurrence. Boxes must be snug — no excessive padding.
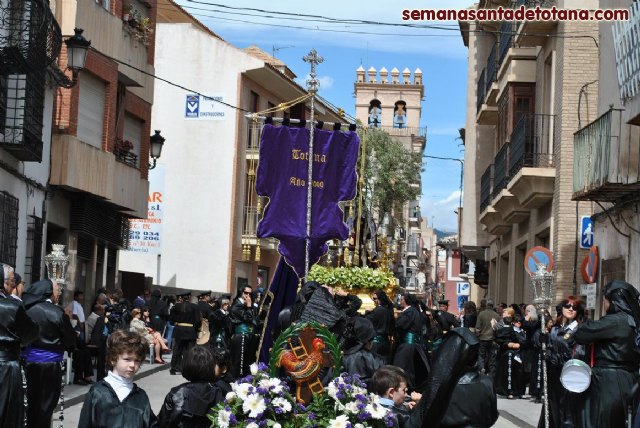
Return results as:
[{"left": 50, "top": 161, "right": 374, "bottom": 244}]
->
[{"left": 2, "top": 260, "right": 640, "bottom": 428}]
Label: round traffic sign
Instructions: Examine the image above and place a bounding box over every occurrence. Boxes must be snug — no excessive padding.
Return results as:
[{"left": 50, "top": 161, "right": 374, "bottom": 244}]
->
[
  {"left": 581, "top": 246, "right": 599, "bottom": 284},
  {"left": 524, "top": 246, "right": 554, "bottom": 276}
]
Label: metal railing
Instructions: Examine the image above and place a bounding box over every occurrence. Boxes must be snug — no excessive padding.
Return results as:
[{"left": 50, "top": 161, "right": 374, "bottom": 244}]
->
[
  {"left": 485, "top": 43, "right": 498, "bottom": 99},
  {"left": 242, "top": 205, "right": 259, "bottom": 237},
  {"left": 368, "top": 125, "right": 427, "bottom": 138},
  {"left": 480, "top": 164, "right": 494, "bottom": 212},
  {"left": 573, "top": 108, "right": 638, "bottom": 196},
  {"left": 114, "top": 148, "right": 138, "bottom": 168},
  {"left": 492, "top": 143, "right": 509, "bottom": 199},
  {"left": 509, "top": 114, "right": 555, "bottom": 177},
  {"left": 477, "top": 68, "right": 486, "bottom": 113},
  {"left": 498, "top": 22, "right": 514, "bottom": 69},
  {"left": 613, "top": 2, "right": 640, "bottom": 100}
]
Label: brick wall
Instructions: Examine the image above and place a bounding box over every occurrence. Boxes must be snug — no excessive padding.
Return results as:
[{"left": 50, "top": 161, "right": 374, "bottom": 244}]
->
[{"left": 552, "top": 20, "right": 599, "bottom": 300}]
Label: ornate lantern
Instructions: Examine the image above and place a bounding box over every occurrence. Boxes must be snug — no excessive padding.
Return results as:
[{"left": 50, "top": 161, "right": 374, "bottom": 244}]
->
[{"left": 44, "top": 244, "right": 70, "bottom": 288}]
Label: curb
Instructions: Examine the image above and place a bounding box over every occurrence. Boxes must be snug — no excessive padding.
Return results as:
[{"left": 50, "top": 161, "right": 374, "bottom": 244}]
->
[
  {"left": 64, "top": 363, "right": 170, "bottom": 408},
  {"left": 499, "top": 409, "right": 536, "bottom": 428}
]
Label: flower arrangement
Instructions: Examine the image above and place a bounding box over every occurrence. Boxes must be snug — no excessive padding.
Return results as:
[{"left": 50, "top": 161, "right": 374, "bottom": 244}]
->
[
  {"left": 209, "top": 366, "right": 394, "bottom": 428},
  {"left": 114, "top": 138, "right": 134, "bottom": 152},
  {"left": 307, "top": 265, "right": 397, "bottom": 292},
  {"left": 303, "top": 373, "right": 395, "bottom": 428},
  {"left": 122, "top": 3, "right": 154, "bottom": 45},
  {"left": 210, "top": 362, "right": 300, "bottom": 428}
]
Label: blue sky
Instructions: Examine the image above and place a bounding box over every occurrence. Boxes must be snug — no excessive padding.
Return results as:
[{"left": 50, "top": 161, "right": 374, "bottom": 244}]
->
[{"left": 178, "top": 0, "right": 475, "bottom": 231}]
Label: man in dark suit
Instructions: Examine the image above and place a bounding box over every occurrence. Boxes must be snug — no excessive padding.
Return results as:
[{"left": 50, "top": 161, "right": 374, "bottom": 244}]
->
[
  {"left": 169, "top": 292, "right": 201, "bottom": 375},
  {"left": 435, "top": 300, "right": 461, "bottom": 332}
]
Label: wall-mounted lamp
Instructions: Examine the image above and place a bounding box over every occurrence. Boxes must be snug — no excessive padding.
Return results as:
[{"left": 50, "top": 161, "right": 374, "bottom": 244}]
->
[
  {"left": 53, "top": 28, "right": 91, "bottom": 88},
  {"left": 149, "top": 130, "right": 165, "bottom": 170}
]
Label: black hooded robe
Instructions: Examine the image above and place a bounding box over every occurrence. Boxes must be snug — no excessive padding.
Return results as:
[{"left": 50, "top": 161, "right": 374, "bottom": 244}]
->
[
  {"left": 22, "top": 279, "right": 76, "bottom": 428},
  {"left": 0, "top": 294, "right": 39, "bottom": 427},
  {"left": 393, "top": 306, "right": 430, "bottom": 390},
  {"left": 574, "top": 280, "right": 640, "bottom": 428},
  {"left": 158, "top": 382, "right": 220, "bottom": 428}
]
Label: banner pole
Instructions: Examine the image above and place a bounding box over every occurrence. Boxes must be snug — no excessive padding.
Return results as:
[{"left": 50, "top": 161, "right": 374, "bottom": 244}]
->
[{"left": 303, "top": 49, "right": 324, "bottom": 280}]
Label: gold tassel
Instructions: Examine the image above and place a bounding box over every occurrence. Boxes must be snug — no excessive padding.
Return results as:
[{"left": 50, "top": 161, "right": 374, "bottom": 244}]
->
[
  {"left": 257, "top": 198, "right": 263, "bottom": 215},
  {"left": 255, "top": 241, "right": 261, "bottom": 262}
]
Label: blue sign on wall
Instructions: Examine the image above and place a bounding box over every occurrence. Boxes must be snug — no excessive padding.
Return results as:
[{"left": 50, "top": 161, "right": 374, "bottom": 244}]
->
[
  {"left": 580, "top": 216, "right": 593, "bottom": 249},
  {"left": 185, "top": 95, "right": 199, "bottom": 118}
]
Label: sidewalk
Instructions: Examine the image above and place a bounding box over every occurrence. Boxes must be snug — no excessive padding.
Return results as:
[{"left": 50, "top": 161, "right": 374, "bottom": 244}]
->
[{"left": 497, "top": 396, "right": 541, "bottom": 428}]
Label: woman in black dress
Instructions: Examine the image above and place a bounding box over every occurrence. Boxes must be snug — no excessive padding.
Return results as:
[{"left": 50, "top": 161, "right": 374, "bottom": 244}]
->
[
  {"left": 574, "top": 280, "right": 640, "bottom": 428},
  {"left": 365, "top": 290, "right": 395, "bottom": 362},
  {"left": 537, "top": 296, "right": 587, "bottom": 428},
  {"left": 462, "top": 301, "right": 478, "bottom": 332}
]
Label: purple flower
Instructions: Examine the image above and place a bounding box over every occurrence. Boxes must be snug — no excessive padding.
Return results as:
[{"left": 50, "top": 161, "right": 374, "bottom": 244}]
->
[
  {"left": 355, "top": 394, "right": 367, "bottom": 403},
  {"left": 258, "top": 362, "right": 269, "bottom": 371},
  {"left": 257, "top": 387, "right": 268, "bottom": 395},
  {"left": 296, "top": 403, "right": 306, "bottom": 412},
  {"left": 357, "top": 411, "right": 372, "bottom": 420},
  {"left": 308, "top": 412, "right": 316, "bottom": 420},
  {"left": 229, "top": 414, "right": 238, "bottom": 425}
]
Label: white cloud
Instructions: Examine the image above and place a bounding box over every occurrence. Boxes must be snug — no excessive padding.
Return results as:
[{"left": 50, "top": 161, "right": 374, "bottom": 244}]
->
[
  {"left": 428, "top": 127, "right": 461, "bottom": 137},
  {"left": 434, "top": 190, "right": 462, "bottom": 206}
]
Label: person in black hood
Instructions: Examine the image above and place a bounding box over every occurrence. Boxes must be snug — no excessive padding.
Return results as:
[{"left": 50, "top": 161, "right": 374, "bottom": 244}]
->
[
  {"left": 365, "top": 290, "right": 395, "bottom": 363},
  {"left": 439, "top": 328, "right": 499, "bottom": 428},
  {"left": 158, "top": 345, "right": 220, "bottom": 427},
  {"left": 21, "top": 279, "right": 76, "bottom": 428},
  {"left": 0, "top": 265, "right": 39, "bottom": 427},
  {"left": 406, "top": 327, "right": 490, "bottom": 428},
  {"left": 392, "top": 293, "right": 430, "bottom": 390},
  {"left": 574, "top": 280, "right": 640, "bottom": 428},
  {"left": 342, "top": 316, "right": 385, "bottom": 389}
]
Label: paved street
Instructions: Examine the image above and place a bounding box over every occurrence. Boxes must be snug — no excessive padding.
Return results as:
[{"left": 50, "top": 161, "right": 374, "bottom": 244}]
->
[{"left": 55, "top": 364, "right": 541, "bottom": 427}]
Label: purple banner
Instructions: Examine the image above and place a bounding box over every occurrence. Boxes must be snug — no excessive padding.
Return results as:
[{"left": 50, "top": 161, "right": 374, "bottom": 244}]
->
[{"left": 256, "top": 124, "right": 360, "bottom": 278}]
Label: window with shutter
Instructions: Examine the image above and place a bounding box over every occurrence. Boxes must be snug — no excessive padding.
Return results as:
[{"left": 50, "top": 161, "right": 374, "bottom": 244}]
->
[
  {"left": 0, "top": 191, "right": 19, "bottom": 267},
  {"left": 77, "top": 73, "right": 106, "bottom": 149},
  {"left": 123, "top": 113, "right": 143, "bottom": 168}
]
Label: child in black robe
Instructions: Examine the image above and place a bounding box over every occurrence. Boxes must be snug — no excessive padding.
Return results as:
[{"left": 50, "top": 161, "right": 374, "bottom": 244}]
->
[{"left": 79, "top": 330, "right": 157, "bottom": 427}]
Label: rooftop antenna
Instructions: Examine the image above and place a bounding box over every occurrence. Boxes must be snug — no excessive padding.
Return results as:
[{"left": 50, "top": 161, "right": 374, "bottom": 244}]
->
[{"left": 272, "top": 45, "right": 294, "bottom": 58}]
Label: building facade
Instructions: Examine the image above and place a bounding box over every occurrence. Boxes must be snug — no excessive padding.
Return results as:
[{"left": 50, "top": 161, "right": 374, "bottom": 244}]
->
[
  {"left": 459, "top": 0, "right": 600, "bottom": 305},
  {"left": 572, "top": 0, "right": 640, "bottom": 301},
  {"left": 48, "top": 0, "right": 157, "bottom": 304},
  {"left": 118, "top": 0, "right": 343, "bottom": 294}
]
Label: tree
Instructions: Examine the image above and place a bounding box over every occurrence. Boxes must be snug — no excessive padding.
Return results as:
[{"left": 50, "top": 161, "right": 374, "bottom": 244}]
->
[{"left": 359, "top": 128, "right": 423, "bottom": 225}]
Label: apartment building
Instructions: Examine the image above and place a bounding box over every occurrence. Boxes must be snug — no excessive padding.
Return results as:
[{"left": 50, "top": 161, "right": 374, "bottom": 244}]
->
[
  {"left": 572, "top": 0, "right": 640, "bottom": 293},
  {"left": 459, "top": 0, "right": 599, "bottom": 305},
  {"left": 118, "top": 0, "right": 344, "bottom": 294},
  {"left": 0, "top": 0, "right": 63, "bottom": 283},
  {"left": 47, "top": 0, "right": 157, "bottom": 304}
]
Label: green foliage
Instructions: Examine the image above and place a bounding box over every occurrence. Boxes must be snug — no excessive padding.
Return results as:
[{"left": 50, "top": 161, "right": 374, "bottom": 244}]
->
[
  {"left": 307, "top": 265, "right": 396, "bottom": 291},
  {"left": 359, "top": 128, "right": 423, "bottom": 222}
]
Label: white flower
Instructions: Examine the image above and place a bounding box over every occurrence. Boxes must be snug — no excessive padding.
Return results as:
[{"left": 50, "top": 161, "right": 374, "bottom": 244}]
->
[
  {"left": 355, "top": 424, "right": 366, "bottom": 428},
  {"left": 243, "top": 394, "right": 267, "bottom": 418},
  {"left": 217, "top": 410, "right": 231, "bottom": 428},
  {"left": 272, "top": 397, "right": 292, "bottom": 413},
  {"left": 250, "top": 363, "right": 259, "bottom": 375},
  {"left": 246, "top": 423, "right": 259, "bottom": 428},
  {"left": 232, "top": 382, "right": 252, "bottom": 400},
  {"left": 328, "top": 414, "right": 351, "bottom": 428},
  {"left": 274, "top": 424, "right": 282, "bottom": 428},
  {"left": 345, "top": 401, "right": 360, "bottom": 414},
  {"left": 225, "top": 391, "right": 236, "bottom": 401},
  {"left": 366, "top": 402, "right": 389, "bottom": 419},
  {"left": 326, "top": 382, "right": 340, "bottom": 400},
  {"left": 259, "top": 377, "right": 284, "bottom": 394}
]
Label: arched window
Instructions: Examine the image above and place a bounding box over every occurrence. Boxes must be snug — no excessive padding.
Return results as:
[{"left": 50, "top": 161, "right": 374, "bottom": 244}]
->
[
  {"left": 394, "top": 101, "right": 407, "bottom": 128},
  {"left": 368, "top": 99, "right": 382, "bottom": 128}
]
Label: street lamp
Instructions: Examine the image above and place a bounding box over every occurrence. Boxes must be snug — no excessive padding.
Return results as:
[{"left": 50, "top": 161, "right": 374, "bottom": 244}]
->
[
  {"left": 149, "top": 130, "right": 165, "bottom": 170},
  {"left": 53, "top": 28, "right": 91, "bottom": 88},
  {"left": 44, "top": 244, "right": 70, "bottom": 288}
]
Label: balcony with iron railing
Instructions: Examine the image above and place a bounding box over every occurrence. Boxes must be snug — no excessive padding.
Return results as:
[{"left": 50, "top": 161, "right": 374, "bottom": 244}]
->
[
  {"left": 480, "top": 164, "right": 493, "bottom": 213},
  {"left": 508, "top": 114, "right": 555, "bottom": 176},
  {"left": 515, "top": 0, "right": 558, "bottom": 47},
  {"left": 484, "top": 43, "right": 499, "bottom": 105},
  {"left": 242, "top": 205, "right": 278, "bottom": 247},
  {"left": 573, "top": 108, "right": 640, "bottom": 202},
  {"left": 477, "top": 68, "right": 486, "bottom": 114},
  {"left": 492, "top": 142, "right": 509, "bottom": 199},
  {"left": 498, "top": 22, "right": 514, "bottom": 69}
]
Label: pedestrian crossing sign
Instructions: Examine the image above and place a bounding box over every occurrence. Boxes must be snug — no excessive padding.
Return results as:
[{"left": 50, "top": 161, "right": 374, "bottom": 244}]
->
[{"left": 580, "top": 216, "right": 593, "bottom": 249}]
